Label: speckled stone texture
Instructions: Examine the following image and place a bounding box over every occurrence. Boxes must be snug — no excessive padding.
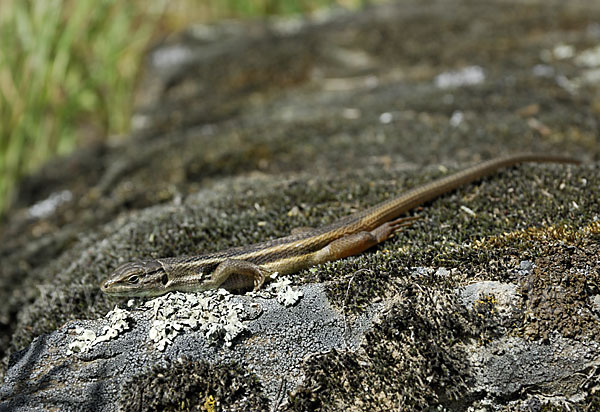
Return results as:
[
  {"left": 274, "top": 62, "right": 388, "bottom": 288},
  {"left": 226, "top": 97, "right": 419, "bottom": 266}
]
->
[{"left": 1, "top": 0, "right": 599, "bottom": 410}]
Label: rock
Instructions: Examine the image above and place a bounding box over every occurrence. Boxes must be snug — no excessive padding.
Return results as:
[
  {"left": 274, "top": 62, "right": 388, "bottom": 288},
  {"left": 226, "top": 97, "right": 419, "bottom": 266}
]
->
[{"left": 1, "top": 0, "right": 599, "bottom": 410}]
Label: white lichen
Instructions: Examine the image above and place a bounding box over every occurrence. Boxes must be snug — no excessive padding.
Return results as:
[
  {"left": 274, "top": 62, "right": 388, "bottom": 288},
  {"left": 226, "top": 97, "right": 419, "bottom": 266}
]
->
[
  {"left": 268, "top": 277, "right": 304, "bottom": 307},
  {"left": 28, "top": 190, "right": 73, "bottom": 219},
  {"left": 145, "top": 290, "right": 249, "bottom": 350},
  {"left": 67, "top": 328, "right": 96, "bottom": 354},
  {"left": 74, "top": 278, "right": 304, "bottom": 354},
  {"left": 68, "top": 306, "right": 130, "bottom": 354},
  {"left": 434, "top": 65, "right": 485, "bottom": 89},
  {"left": 575, "top": 45, "right": 600, "bottom": 68}
]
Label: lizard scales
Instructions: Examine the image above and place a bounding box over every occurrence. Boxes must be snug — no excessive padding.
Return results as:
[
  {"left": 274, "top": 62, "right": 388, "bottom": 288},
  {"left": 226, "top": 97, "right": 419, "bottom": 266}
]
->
[{"left": 100, "top": 153, "right": 579, "bottom": 297}]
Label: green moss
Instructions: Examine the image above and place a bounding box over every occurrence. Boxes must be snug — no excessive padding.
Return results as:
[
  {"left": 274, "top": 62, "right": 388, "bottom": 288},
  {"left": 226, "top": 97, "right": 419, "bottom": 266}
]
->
[
  {"left": 285, "top": 272, "right": 479, "bottom": 411},
  {"left": 118, "top": 358, "right": 269, "bottom": 412},
  {"left": 1, "top": 1, "right": 599, "bottom": 398},
  {"left": 517, "top": 237, "right": 600, "bottom": 341}
]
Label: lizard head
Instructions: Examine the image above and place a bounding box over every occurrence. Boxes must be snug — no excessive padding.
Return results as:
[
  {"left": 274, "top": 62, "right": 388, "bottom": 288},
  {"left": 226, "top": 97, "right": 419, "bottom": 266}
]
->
[{"left": 101, "top": 259, "right": 170, "bottom": 297}]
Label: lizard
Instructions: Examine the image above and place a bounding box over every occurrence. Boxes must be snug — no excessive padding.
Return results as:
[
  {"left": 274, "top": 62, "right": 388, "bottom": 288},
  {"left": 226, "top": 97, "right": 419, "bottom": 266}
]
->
[{"left": 100, "top": 153, "right": 579, "bottom": 297}]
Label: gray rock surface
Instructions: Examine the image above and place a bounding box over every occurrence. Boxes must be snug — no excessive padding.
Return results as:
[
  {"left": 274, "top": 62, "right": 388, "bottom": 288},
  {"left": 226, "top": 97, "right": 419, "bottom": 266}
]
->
[
  {"left": 1, "top": 0, "right": 600, "bottom": 410},
  {"left": 0, "top": 285, "right": 378, "bottom": 411}
]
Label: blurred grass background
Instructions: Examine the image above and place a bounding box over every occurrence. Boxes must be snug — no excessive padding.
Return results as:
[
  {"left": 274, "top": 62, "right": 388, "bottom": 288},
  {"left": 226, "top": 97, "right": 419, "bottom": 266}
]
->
[{"left": 0, "top": 0, "right": 371, "bottom": 218}]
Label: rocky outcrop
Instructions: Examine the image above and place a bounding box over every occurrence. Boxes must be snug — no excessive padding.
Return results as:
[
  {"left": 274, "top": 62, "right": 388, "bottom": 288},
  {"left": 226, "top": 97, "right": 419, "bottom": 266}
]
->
[{"left": 1, "top": 1, "right": 599, "bottom": 410}]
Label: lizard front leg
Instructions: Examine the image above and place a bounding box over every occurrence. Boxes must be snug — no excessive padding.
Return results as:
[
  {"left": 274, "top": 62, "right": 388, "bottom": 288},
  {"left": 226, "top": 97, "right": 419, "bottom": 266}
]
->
[{"left": 203, "top": 259, "right": 270, "bottom": 291}]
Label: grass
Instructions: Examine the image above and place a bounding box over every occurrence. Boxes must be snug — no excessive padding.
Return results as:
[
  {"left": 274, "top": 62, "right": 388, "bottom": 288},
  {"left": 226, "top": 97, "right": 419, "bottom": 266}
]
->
[
  {"left": 0, "top": 0, "right": 161, "bottom": 216},
  {"left": 0, "top": 0, "right": 369, "bottom": 217}
]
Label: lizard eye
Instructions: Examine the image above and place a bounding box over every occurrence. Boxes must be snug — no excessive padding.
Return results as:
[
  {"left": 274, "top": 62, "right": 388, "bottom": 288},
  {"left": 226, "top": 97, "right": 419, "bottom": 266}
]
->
[{"left": 127, "top": 275, "right": 140, "bottom": 284}]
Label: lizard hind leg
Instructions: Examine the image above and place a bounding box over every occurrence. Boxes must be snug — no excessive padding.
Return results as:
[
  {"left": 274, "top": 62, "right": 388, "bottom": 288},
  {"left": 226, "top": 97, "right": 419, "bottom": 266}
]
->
[
  {"left": 311, "top": 216, "right": 419, "bottom": 265},
  {"left": 312, "top": 231, "right": 379, "bottom": 264},
  {"left": 371, "top": 215, "right": 419, "bottom": 243}
]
